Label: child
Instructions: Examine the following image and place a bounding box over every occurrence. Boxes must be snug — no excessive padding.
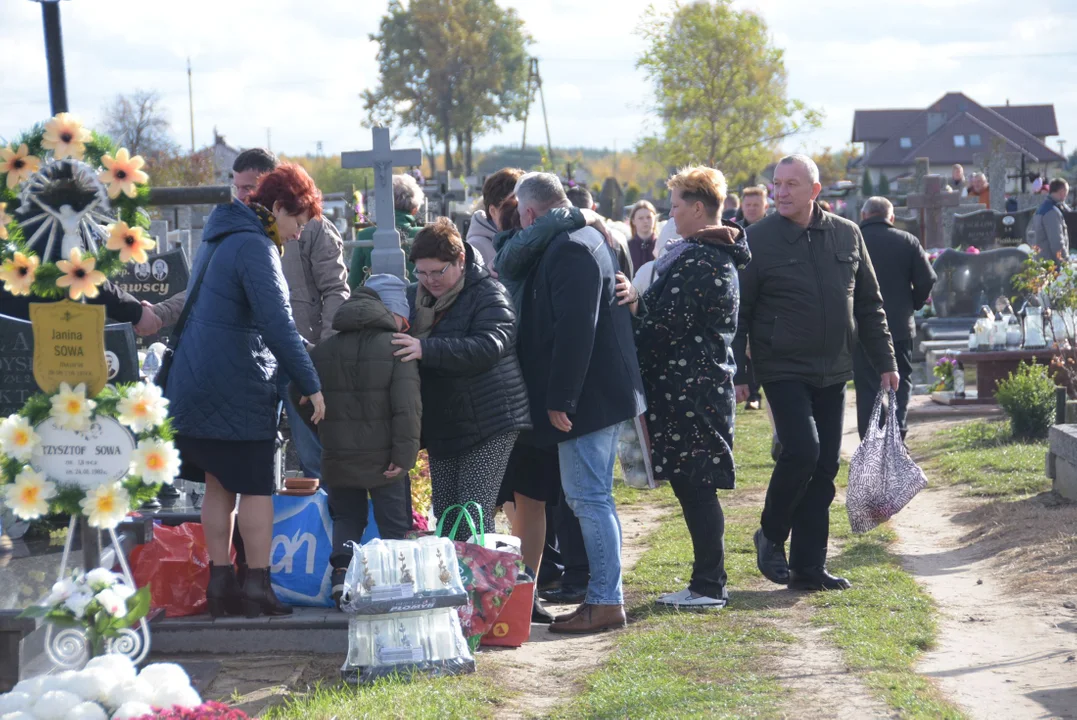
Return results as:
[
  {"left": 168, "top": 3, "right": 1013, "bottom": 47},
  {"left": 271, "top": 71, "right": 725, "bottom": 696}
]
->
[{"left": 293, "top": 273, "right": 422, "bottom": 607}]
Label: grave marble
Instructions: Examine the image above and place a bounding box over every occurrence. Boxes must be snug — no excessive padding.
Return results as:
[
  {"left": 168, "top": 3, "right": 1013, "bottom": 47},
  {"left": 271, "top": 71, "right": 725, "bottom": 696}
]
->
[
  {"left": 953, "top": 209, "right": 998, "bottom": 249},
  {"left": 907, "top": 174, "right": 960, "bottom": 248},
  {"left": 599, "top": 177, "right": 625, "bottom": 221},
  {"left": 973, "top": 137, "right": 1021, "bottom": 211},
  {"left": 929, "top": 247, "right": 1031, "bottom": 317},
  {"left": 893, "top": 212, "right": 921, "bottom": 242},
  {"left": 112, "top": 248, "right": 190, "bottom": 347}
]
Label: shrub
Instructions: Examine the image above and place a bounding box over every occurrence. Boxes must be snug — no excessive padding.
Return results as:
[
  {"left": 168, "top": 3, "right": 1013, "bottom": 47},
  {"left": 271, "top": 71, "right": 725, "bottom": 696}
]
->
[
  {"left": 994, "top": 362, "right": 1057, "bottom": 440},
  {"left": 878, "top": 173, "right": 891, "bottom": 195}
]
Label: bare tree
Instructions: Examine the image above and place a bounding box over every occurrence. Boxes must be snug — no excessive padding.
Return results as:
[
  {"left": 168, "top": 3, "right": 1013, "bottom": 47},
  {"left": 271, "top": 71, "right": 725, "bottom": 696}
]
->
[{"left": 101, "top": 90, "right": 178, "bottom": 157}]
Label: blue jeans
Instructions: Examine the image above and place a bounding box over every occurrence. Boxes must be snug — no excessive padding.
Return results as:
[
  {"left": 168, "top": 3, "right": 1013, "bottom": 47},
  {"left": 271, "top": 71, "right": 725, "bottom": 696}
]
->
[
  {"left": 283, "top": 392, "right": 323, "bottom": 479},
  {"left": 558, "top": 424, "right": 622, "bottom": 606}
]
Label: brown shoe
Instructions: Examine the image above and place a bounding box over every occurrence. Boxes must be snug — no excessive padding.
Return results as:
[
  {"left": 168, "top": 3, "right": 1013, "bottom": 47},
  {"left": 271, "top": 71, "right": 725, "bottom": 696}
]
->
[
  {"left": 554, "top": 603, "right": 587, "bottom": 623},
  {"left": 548, "top": 603, "right": 626, "bottom": 635}
]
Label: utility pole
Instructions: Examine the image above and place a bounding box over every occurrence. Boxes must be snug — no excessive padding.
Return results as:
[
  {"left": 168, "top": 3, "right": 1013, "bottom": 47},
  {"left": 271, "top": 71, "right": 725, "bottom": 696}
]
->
[
  {"left": 1059, "top": 139, "right": 1067, "bottom": 160},
  {"left": 187, "top": 57, "right": 196, "bottom": 153},
  {"left": 267, "top": 128, "right": 272, "bottom": 152},
  {"left": 521, "top": 57, "right": 553, "bottom": 165},
  {"left": 34, "top": 0, "right": 68, "bottom": 114}
]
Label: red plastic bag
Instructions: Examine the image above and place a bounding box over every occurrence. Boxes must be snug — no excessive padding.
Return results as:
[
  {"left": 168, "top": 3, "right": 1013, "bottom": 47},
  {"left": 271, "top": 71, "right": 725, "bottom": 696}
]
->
[
  {"left": 129, "top": 522, "right": 232, "bottom": 617},
  {"left": 481, "top": 580, "right": 534, "bottom": 647}
]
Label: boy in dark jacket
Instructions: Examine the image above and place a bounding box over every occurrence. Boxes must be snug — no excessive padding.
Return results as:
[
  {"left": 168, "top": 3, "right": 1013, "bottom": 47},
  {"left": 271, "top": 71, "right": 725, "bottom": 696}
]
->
[{"left": 293, "top": 273, "right": 422, "bottom": 607}]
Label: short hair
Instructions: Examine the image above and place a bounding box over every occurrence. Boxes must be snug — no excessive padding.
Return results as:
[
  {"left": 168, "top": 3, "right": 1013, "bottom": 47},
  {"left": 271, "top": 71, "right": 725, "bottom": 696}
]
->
[
  {"left": 247, "top": 163, "right": 322, "bottom": 218},
  {"left": 666, "top": 165, "right": 727, "bottom": 215},
  {"left": 778, "top": 154, "right": 820, "bottom": 185},
  {"left": 1049, "top": 178, "right": 1069, "bottom": 194},
  {"left": 410, "top": 217, "right": 465, "bottom": 263},
  {"left": 482, "top": 168, "right": 524, "bottom": 217},
  {"left": 742, "top": 185, "right": 767, "bottom": 200},
  {"left": 861, "top": 196, "right": 893, "bottom": 218},
  {"left": 952, "top": 163, "right": 964, "bottom": 172},
  {"left": 628, "top": 200, "right": 657, "bottom": 225},
  {"left": 233, "top": 148, "right": 279, "bottom": 175},
  {"left": 393, "top": 173, "right": 425, "bottom": 214},
  {"left": 725, "top": 193, "right": 740, "bottom": 208},
  {"left": 515, "top": 172, "right": 568, "bottom": 212},
  {"left": 566, "top": 185, "right": 594, "bottom": 209}
]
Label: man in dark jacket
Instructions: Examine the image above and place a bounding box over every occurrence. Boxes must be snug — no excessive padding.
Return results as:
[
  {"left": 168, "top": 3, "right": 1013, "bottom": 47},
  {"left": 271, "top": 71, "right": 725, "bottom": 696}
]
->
[
  {"left": 1026, "top": 178, "right": 1070, "bottom": 262},
  {"left": 515, "top": 172, "right": 646, "bottom": 634},
  {"left": 734, "top": 155, "right": 897, "bottom": 593},
  {"left": 855, "top": 197, "right": 936, "bottom": 440}
]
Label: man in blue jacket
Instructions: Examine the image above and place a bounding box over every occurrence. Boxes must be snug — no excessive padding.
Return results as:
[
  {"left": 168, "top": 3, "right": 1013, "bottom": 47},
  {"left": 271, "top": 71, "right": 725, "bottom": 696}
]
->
[
  {"left": 514, "top": 172, "right": 647, "bottom": 635},
  {"left": 1027, "top": 178, "right": 1070, "bottom": 262}
]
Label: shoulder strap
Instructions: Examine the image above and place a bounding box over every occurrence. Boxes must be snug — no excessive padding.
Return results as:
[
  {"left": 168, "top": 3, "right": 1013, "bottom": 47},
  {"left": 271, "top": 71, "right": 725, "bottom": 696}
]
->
[{"left": 167, "top": 240, "right": 222, "bottom": 354}]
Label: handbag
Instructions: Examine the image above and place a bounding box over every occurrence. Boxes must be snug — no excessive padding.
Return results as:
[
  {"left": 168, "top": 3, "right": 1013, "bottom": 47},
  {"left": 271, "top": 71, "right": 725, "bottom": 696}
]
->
[{"left": 155, "top": 241, "right": 221, "bottom": 391}]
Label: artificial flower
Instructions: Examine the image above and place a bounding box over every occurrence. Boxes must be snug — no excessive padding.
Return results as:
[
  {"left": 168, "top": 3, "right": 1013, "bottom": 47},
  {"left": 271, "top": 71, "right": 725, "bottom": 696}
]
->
[
  {"left": 64, "top": 591, "right": 93, "bottom": 618},
  {"left": 3, "top": 468, "right": 57, "bottom": 520},
  {"left": 117, "top": 383, "right": 168, "bottom": 433},
  {"left": 32, "top": 689, "right": 82, "bottom": 719},
  {"left": 130, "top": 438, "right": 180, "bottom": 485},
  {"left": 0, "top": 251, "right": 39, "bottom": 296},
  {"left": 55, "top": 248, "right": 106, "bottom": 300},
  {"left": 42, "top": 113, "right": 92, "bottom": 161},
  {"left": 78, "top": 482, "right": 130, "bottom": 529},
  {"left": 99, "top": 148, "right": 149, "bottom": 199},
  {"left": 105, "top": 221, "right": 155, "bottom": 265},
  {"left": 111, "top": 582, "right": 136, "bottom": 600},
  {"left": 95, "top": 587, "right": 127, "bottom": 617},
  {"left": 0, "top": 413, "right": 41, "bottom": 461},
  {"left": 43, "top": 578, "right": 78, "bottom": 607},
  {"left": 0, "top": 143, "right": 40, "bottom": 188},
  {"left": 85, "top": 567, "right": 118, "bottom": 589},
  {"left": 50, "top": 382, "right": 96, "bottom": 432},
  {"left": 0, "top": 201, "right": 10, "bottom": 240}
]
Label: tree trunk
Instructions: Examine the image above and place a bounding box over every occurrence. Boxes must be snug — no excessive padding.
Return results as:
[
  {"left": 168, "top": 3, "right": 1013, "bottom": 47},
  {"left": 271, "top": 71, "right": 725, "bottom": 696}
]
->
[
  {"left": 465, "top": 129, "right": 474, "bottom": 177},
  {"left": 455, "top": 132, "right": 465, "bottom": 176},
  {"left": 442, "top": 123, "right": 453, "bottom": 174}
]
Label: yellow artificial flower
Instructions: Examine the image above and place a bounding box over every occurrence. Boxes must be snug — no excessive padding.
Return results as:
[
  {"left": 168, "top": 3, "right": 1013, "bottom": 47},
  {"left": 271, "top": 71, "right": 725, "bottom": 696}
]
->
[
  {"left": 0, "top": 252, "right": 39, "bottom": 296},
  {"left": 116, "top": 382, "right": 169, "bottom": 433},
  {"left": 3, "top": 468, "right": 56, "bottom": 521},
  {"left": 0, "top": 201, "right": 11, "bottom": 241},
  {"left": 79, "top": 482, "right": 130, "bottom": 529},
  {"left": 42, "top": 113, "right": 92, "bottom": 161},
  {"left": 99, "top": 148, "right": 149, "bottom": 199},
  {"left": 0, "top": 144, "right": 40, "bottom": 189},
  {"left": 55, "top": 248, "right": 106, "bottom": 300},
  {"left": 106, "top": 222, "right": 156, "bottom": 265},
  {"left": 130, "top": 438, "right": 181, "bottom": 486},
  {"left": 0, "top": 414, "right": 41, "bottom": 462},
  {"left": 50, "top": 382, "right": 96, "bottom": 432}
]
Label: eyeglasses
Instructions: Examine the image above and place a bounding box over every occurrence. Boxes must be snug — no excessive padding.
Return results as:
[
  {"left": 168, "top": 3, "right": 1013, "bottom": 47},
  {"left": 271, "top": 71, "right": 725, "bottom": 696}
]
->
[
  {"left": 415, "top": 264, "right": 453, "bottom": 280},
  {"left": 232, "top": 184, "right": 258, "bottom": 196}
]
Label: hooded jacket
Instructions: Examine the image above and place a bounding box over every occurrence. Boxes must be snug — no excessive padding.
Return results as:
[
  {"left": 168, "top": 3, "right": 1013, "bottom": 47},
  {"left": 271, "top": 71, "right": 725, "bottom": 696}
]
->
[
  {"left": 165, "top": 199, "right": 320, "bottom": 442},
  {"left": 466, "top": 210, "right": 499, "bottom": 269},
  {"left": 281, "top": 216, "right": 350, "bottom": 343},
  {"left": 1027, "top": 196, "right": 1070, "bottom": 263}
]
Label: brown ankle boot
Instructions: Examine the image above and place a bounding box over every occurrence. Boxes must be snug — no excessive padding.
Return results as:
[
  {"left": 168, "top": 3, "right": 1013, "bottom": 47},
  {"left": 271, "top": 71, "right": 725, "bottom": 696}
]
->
[
  {"left": 549, "top": 603, "right": 626, "bottom": 635},
  {"left": 241, "top": 567, "right": 293, "bottom": 618},
  {"left": 554, "top": 603, "right": 588, "bottom": 623}
]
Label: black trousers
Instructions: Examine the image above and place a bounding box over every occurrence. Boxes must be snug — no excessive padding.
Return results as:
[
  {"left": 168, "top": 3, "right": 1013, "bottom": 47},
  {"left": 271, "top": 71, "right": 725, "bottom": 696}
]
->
[
  {"left": 327, "top": 482, "right": 412, "bottom": 570},
  {"left": 853, "top": 339, "right": 914, "bottom": 440},
  {"left": 745, "top": 356, "right": 762, "bottom": 402},
  {"left": 761, "top": 380, "right": 846, "bottom": 570},
  {"left": 538, "top": 503, "right": 564, "bottom": 586},
  {"left": 554, "top": 487, "right": 590, "bottom": 588},
  {"left": 670, "top": 475, "right": 727, "bottom": 599}
]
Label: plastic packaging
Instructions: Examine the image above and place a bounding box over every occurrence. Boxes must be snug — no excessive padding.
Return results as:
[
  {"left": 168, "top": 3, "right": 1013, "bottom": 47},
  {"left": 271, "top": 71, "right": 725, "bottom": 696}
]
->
[
  {"left": 341, "top": 537, "right": 468, "bottom": 615},
  {"left": 341, "top": 608, "right": 475, "bottom": 685},
  {"left": 618, "top": 415, "right": 656, "bottom": 489}
]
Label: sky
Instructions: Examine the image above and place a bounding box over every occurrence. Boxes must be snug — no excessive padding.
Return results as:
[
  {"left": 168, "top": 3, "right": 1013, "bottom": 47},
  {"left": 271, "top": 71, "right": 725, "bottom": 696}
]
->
[{"left": 2, "top": 0, "right": 1076, "bottom": 162}]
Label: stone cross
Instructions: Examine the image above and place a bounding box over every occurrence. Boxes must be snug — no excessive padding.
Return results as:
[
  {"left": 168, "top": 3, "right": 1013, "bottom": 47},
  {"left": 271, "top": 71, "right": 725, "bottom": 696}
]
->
[
  {"left": 341, "top": 127, "right": 422, "bottom": 279},
  {"left": 973, "top": 137, "right": 1020, "bottom": 212},
  {"left": 913, "top": 157, "right": 931, "bottom": 194},
  {"left": 907, "top": 174, "right": 961, "bottom": 249}
]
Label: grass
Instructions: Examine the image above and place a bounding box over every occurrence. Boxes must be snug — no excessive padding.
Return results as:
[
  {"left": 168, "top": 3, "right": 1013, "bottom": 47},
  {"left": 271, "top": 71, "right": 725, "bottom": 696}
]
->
[{"left": 912, "top": 419, "right": 1050, "bottom": 497}]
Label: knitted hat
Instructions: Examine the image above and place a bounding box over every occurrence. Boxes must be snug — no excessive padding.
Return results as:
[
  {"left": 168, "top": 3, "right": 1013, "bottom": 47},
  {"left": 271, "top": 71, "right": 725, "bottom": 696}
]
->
[{"left": 365, "top": 274, "right": 410, "bottom": 319}]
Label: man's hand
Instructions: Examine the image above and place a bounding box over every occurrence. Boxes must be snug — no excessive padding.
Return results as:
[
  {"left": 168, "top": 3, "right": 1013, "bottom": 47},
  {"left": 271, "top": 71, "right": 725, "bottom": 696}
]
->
[
  {"left": 300, "top": 391, "right": 326, "bottom": 423},
  {"left": 580, "top": 209, "right": 614, "bottom": 248},
  {"left": 391, "top": 333, "right": 423, "bottom": 362},
  {"left": 881, "top": 372, "right": 900, "bottom": 392},
  {"left": 735, "top": 385, "right": 750, "bottom": 403},
  {"left": 134, "top": 305, "right": 163, "bottom": 337},
  {"left": 384, "top": 463, "right": 403, "bottom": 479},
  {"left": 548, "top": 410, "right": 573, "bottom": 433},
  {"left": 615, "top": 272, "right": 638, "bottom": 307}
]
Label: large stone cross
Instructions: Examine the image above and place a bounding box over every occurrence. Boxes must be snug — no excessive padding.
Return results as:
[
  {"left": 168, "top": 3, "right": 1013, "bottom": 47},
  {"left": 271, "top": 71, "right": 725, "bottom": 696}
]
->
[
  {"left": 341, "top": 127, "right": 422, "bottom": 279},
  {"left": 907, "top": 174, "right": 960, "bottom": 249},
  {"left": 973, "top": 137, "right": 1020, "bottom": 212}
]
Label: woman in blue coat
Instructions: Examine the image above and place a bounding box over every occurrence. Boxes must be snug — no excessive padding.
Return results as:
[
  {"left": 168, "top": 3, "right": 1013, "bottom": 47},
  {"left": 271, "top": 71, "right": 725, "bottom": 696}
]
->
[{"left": 166, "top": 164, "right": 326, "bottom": 618}]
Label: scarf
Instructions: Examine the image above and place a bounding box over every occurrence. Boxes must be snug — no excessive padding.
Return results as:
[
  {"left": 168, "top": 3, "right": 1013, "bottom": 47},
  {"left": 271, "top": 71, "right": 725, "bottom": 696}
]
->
[
  {"left": 652, "top": 223, "right": 742, "bottom": 280},
  {"left": 410, "top": 270, "right": 467, "bottom": 339},
  {"left": 249, "top": 202, "right": 284, "bottom": 256}
]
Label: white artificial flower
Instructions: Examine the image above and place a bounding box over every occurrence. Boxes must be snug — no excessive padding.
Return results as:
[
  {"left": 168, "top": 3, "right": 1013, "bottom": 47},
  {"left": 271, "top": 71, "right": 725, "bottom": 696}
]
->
[
  {"left": 3, "top": 468, "right": 57, "bottom": 520},
  {"left": 49, "top": 382, "right": 96, "bottom": 432},
  {"left": 0, "top": 691, "right": 31, "bottom": 714},
  {"left": 64, "top": 668, "right": 116, "bottom": 704},
  {"left": 78, "top": 483, "right": 129, "bottom": 529},
  {"left": 110, "top": 701, "right": 154, "bottom": 720},
  {"left": 95, "top": 588, "right": 126, "bottom": 617},
  {"left": 68, "top": 701, "right": 108, "bottom": 720},
  {"left": 116, "top": 383, "right": 169, "bottom": 433},
  {"left": 0, "top": 415, "right": 40, "bottom": 461},
  {"left": 12, "top": 677, "right": 47, "bottom": 696},
  {"left": 84, "top": 568, "right": 118, "bottom": 590},
  {"left": 129, "top": 438, "right": 180, "bottom": 486},
  {"left": 111, "top": 582, "right": 136, "bottom": 601},
  {"left": 32, "top": 689, "right": 82, "bottom": 720},
  {"left": 85, "top": 653, "right": 136, "bottom": 683},
  {"left": 43, "top": 577, "right": 78, "bottom": 607},
  {"left": 106, "top": 678, "right": 154, "bottom": 711},
  {"left": 151, "top": 683, "right": 201, "bottom": 710},
  {"left": 139, "top": 662, "right": 190, "bottom": 688},
  {"left": 63, "top": 591, "right": 93, "bottom": 619},
  {"left": 0, "top": 710, "right": 38, "bottom": 720}
]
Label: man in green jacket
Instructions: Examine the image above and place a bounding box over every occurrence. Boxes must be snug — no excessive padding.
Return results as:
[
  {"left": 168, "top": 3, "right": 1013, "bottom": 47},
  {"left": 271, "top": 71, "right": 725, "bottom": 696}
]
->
[{"left": 348, "top": 174, "right": 426, "bottom": 288}]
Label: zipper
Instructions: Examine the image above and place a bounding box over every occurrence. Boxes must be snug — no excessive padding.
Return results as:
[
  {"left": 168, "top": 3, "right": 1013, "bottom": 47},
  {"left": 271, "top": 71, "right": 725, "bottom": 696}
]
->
[{"left": 806, "top": 228, "right": 827, "bottom": 381}]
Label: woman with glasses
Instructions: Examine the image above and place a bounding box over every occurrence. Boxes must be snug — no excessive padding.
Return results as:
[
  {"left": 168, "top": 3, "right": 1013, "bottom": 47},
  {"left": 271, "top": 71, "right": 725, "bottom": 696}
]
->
[{"left": 391, "top": 218, "right": 530, "bottom": 540}]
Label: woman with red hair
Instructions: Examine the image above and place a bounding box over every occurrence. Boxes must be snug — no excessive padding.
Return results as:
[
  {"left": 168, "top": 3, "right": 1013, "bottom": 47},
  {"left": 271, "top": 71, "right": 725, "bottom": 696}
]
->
[{"left": 165, "top": 163, "right": 326, "bottom": 618}]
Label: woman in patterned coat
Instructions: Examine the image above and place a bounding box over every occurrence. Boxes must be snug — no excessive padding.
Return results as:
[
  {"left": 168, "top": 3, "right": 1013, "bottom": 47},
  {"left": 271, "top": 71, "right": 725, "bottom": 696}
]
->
[{"left": 622, "top": 166, "right": 750, "bottom": 609}]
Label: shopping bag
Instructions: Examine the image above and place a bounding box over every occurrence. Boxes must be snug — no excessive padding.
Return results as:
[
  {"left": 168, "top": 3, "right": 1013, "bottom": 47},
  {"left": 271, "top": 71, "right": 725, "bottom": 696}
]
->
[
  {"left": 436, "top": 502, "right": 523, "bottom": 650},
  {"left": 480, "top": 578, "right": 534, "bottom": 647},
  {"left": 129, "top": 522, "right": 231, "bottom": 617},
  {"left": 270, "top": 490, "right": 334, "bottom": 607},
  {"left": 618, "top": 415, "right": 656, "bottom": 489},
  {"left": 847, "top": 389, "right": 929, "bottom": 533}
]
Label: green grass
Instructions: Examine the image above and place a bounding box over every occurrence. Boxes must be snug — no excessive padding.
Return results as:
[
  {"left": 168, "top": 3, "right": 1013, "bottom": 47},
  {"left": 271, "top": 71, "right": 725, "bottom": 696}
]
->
[{"left": 912, "top": 419, "right": 1050, "bottom": 497}]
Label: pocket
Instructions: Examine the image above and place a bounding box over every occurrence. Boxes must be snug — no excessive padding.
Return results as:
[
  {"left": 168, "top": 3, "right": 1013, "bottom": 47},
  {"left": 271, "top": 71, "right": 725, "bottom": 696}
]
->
[{"left": 834, "top": 252, "right": 858, "bottom": 292}]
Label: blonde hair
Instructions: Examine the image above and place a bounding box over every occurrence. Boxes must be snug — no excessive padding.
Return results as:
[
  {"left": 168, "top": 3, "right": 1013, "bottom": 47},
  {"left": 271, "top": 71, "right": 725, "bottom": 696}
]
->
[
  {"left": 628, "top": 200, "right": 657, "bottom": 227},
  {"left": 666, "top": 166, "right": 727, "bottom": 214},
  {"left": 742, "top": 185, "right": 767, "bottom": 200}
]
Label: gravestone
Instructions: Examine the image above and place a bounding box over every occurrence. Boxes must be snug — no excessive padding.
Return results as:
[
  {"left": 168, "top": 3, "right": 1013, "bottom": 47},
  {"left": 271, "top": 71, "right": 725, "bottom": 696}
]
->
[
  {"left": 943, "top": 201, "right": 986, "bottom": 247},
  {"left": 111, "top": 248, "right": 191, "bottom": 348},
  {"left": 0, "top": 314, "right": 138, "bottom": 418},
  {"left": 892, "top": 212, "right": 921, "bottom": 242},
  {"left": 913, "top": 157, "right": 931, "bottom": 194},
  {"left": 929, "top": 247, "right": 1031, "bottom": 318},
  {"left": 973, "top": 137, "right": 1020, "bottom": 211},
  {"left": 953, "top": 209, "right": 999, "bottom": 249},
  {"left": 598, "top": 178, "right": 625, "bottom": 221},
  {"left": 907, "top": 174, "right": 960, "bottom": 248},
  {"left": 1064, "top": 209, "right": 1077, "bottom": 242},
  {"left": 1000, "top": 207, "right": 1034, "bottom": 248}
]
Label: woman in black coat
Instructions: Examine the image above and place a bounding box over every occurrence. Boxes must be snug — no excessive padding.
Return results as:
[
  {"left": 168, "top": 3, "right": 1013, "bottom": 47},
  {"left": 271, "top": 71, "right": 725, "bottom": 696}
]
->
[
  {"left": 393, "top": 218, "right": 531, "bottom": 540},
  {"left": 623, "top": 167, "right": 750, "bottom": 609}
]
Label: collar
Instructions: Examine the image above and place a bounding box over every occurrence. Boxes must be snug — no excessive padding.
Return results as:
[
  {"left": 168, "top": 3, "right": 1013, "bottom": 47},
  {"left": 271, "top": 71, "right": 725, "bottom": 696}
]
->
[
  {"left": 776, "top": 201, "right": 832, "bottom": 243},
  {"left": 859, "top": 216, "right": 892, "bottom": 229}
]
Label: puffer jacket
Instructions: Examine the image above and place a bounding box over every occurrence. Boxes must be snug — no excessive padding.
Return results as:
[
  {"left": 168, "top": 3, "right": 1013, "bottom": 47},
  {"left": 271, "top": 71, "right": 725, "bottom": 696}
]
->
[
  {"left": 165, "top": 199, "right": 320, "bottom": 441},
  {"left": 407, "top": 245, "right": 531, "bottom": 458},
  {"left": 294, "top": 289, "right": 421, "bottom": 489},
  {"left": 733, "top": 202, "right": 896, "bottom": 388},
  {"left": 281, "top": 216, "right": 350, "bottom": 343}
]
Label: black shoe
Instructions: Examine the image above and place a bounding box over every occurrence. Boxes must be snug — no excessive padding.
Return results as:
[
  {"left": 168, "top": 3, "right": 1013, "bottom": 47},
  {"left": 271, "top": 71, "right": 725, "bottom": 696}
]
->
[
  {"left": 241, "top": 567, "right": 293, "bottom": 617},
  {"left": 331, "top": 568, "right": 347, "bottom": 610},
  {"left": 532, "top": 598, "right": 555, "bottom": 624},
  {"left": 236, "top": 561, "right": 249, "bottom": 589},
  {"left": 206, "top": 563, "right": 244, "bottom": 617},
  {"left": 537, "top": 577, "right": 562, "bottom": 594},
  {"left": 788, "top": 567, "right": 851, "bottom": 591},
  {"left": 754, "top": 529, "right": 790, "bottom": 585},
  {"left": 540, "top": 585, "right": 588, "bottom": 605}
]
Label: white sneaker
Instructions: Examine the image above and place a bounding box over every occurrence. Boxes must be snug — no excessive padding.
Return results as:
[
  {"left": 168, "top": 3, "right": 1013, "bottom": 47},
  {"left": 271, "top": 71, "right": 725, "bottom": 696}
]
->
[{"left": 655, "top": 588, "right": 727, "bottom": 609}]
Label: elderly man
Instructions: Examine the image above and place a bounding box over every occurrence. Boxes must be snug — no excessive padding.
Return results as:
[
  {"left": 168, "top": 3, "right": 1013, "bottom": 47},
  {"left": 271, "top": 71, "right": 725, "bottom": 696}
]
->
[
  {"left": 1027, "top": 178, "right": 1071, "bottom": 263},
  {"left": 349, "top": 173, "right": 426, "bottom": 287},
  {"left": 734, "top": 155, "right": 897, "bottom": 592},
  {"left": 855, "top": 196, "right": 936, "bottom": 440},
  {"left": 514, "top": 172, "right": 646, "bottom": 634}
]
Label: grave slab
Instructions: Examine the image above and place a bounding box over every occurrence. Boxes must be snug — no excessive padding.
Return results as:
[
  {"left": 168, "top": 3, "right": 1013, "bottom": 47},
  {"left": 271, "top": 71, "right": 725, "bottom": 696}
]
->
[{"left": 1046, "top": 424, "right": 1077, "bottom": 502}]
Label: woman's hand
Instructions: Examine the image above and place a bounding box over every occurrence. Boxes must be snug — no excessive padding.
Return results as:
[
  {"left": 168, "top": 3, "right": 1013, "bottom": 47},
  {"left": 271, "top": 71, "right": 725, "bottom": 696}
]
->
[
  {"left": 580, "top": 209, "right": 614, "bottom": 248},
  {"left": 301, "top": 391, "right": 326, "bottom": 424},
  {"left": 384, "top": 463, "right": 403, "bottom": 479},
  {"left": 615, "top": 272, "right": 639, "bottom": 312},
  {"left": 392, "top": 333, "right": 423, "bottom": 362}
]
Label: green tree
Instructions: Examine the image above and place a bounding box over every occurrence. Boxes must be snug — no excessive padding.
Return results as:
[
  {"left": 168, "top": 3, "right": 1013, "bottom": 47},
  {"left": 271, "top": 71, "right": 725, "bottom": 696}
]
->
[
  {"left": 635, "top": 1, "right": 821, "bottom": 184},
  {"left": 861, "top": 169, "right": 874, "bottom": 196},
  {"left": 878, "top": 173, "right": 891, "bottom": 196},
  {"left": 811, "top": 145, "right": 860, "bottom": 187},
  {"left": 363, "top": 0, "right": 532, "bottom": 176}
]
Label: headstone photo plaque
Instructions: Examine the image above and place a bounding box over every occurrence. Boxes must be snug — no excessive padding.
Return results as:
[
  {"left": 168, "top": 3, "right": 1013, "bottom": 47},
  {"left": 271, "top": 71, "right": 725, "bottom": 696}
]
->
[{"left": 111, "top": 248, "right": 190, "bottom": 347}]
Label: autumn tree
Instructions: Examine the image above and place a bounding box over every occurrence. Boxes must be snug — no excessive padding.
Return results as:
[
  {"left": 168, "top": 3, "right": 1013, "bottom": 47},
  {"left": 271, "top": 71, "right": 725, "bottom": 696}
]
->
[
  {"left": 811, "top": 145, "right": 860, "bottom": 187},
  {"left": 635, "top": 1, "right": 820, "bottom": 184},
  {"left": 101, "top": 90, "right": 178, "bottom": 158},
  {"left": 363, "top": 0, "right": 532, "bottom": 175}
]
